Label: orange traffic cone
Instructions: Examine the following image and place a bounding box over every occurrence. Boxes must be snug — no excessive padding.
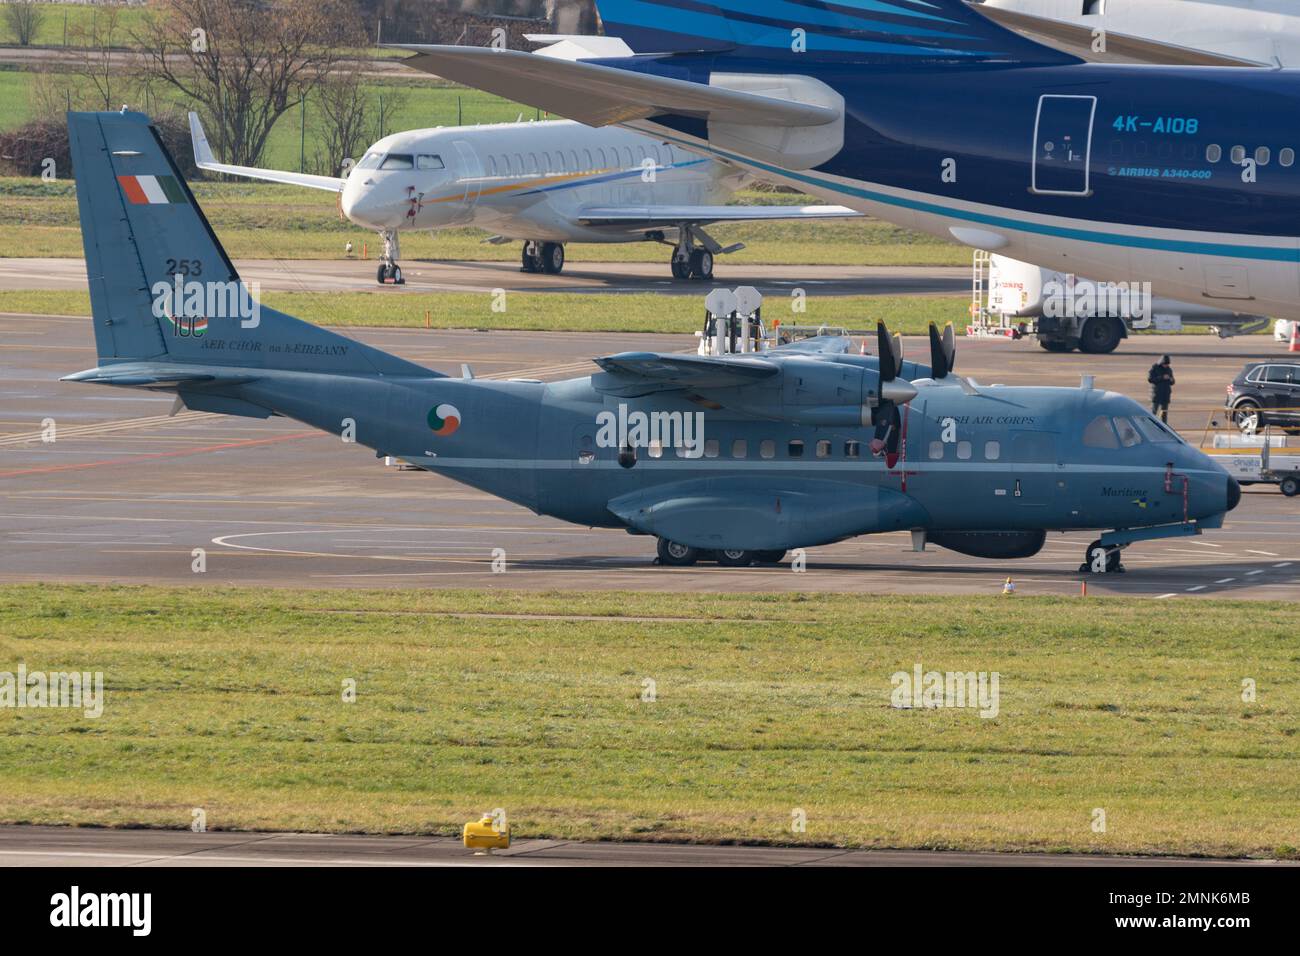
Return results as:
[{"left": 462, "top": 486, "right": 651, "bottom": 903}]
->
[{"left": 1290, "top": 321, "right": 1300, "bottom": 353}]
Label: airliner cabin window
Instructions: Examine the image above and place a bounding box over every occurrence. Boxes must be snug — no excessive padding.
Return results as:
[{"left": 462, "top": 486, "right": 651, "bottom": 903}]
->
[
  {"left": 1231, "top": 145, "right": 1246, "bottom": 164},
  {"left": 985, "top": 441, "right": 1001, "bottom": 461},
  {"left": 957, "top": 441, "right": 972, "bottom": 461},
  {"left": 1256, "top": 146, "right": 1271, "bottom": 166},
  {"left": 816, "top": 440, "right": 831, "bottom": 458},
  {"left": 788, "top": 440, "right": 804, "bottom": 458},
  {"left": 760, "top": 440, "right": 775, "bottom": 460},
  {"left": 1206, "top": 144, "right": 1222, "bottom": 163},
  {"left": 1281, "top": 148, "right": 1296, "bottom": 168},
  {"left": 845, "top": 441, "right": 861, "bottom": 458},
  {"left": 704, "top": 439, "right": 720, "bottom": 458},
  {"left": 929, "top": 441, "right": 944, "bottom": 460},
  {"left": 732, "top": 439, "right": 747, "bottom": 459}
]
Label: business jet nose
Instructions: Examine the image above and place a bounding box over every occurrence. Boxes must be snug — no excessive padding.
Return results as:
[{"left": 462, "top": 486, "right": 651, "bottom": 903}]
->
[{"left": 340, "top": 177, "right": 395, "bottom": 229}]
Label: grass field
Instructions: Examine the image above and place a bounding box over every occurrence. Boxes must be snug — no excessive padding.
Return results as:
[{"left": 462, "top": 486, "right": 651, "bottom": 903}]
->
[
  {"left": 0, "top": 288, "right": 968, "bottom": 334},
  {"left": 0, "top": 585, "right": 1296, "bottom": 857},
  {"left": 0, "top": 176, "right": 968, "bottom": 264}
]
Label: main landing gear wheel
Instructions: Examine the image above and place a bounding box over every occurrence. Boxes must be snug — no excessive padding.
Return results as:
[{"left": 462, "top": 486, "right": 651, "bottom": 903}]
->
[
  {"left": 377, "top": 263, "right": 404, "bottom": 285},
  {"left": 1078, "top": 316, "right": 1123, "bottom": 355},
  {"left": 1281, "top": 476, "right": 1299, "bottom": 497},
  {"left": 754, "top": 550, "right": 787, "bottom": 565},
  {"left": 670, "top": 254, "right": 690, "bottom": 280},
  {"left": 540, "top": 242, "right": 565, "bottom": 274},
  {"left": 716, "top": 549, "right": 754, "bottom": 567},
  {"left": 656, "top": 538, "right": 698, "bottom": 566},
  {"left": 689, "top": 248, "right": 713, "bottom": 280},
  {"left": 1080, "top": 539, "right": 1124, "bottom": 574}
]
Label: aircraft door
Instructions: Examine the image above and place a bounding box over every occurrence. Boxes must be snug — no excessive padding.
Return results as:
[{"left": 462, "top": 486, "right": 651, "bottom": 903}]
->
[
  {"left": 1009, "top": 430, "right": 1061, "bottom": 512},
  {"left": 453, "top": 140, "right": 483, "bottom": 210},
  {"left": 1032, "top": 95, "right": 1096, "bottom": 196}
]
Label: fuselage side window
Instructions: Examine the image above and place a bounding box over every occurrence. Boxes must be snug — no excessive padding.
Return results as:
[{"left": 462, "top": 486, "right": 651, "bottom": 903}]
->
[
  {"left": 1281, "top": 148, "right": 1296, "bottom": 168},
  {"left": 732, "top": 439, "right": 747, "bottom": 459},
  {"left": 816, "top": 440, "right": 831, "bottom": 458},
  {"left": 845, "top": 440, "right": 861, "bottom": 459},
  {"left": 704, "top": 439, "right": 720, "bottom": 458},
  {"left": 957, "top": 440, "right": 972, "bottom": 461},
  {"left": 648, "top": 440, "right": 663, "bottom": 459},
  {"left": 788, "top": 440, "right": 804, "bottom": 458},
  {"left": 760, "top": 440, "right": 775, "bottom": 460},
  {"left": 985, "top": 440, "right": 1001, "bottom": 460},
  {"left": 928, "top": 440, "right": 944, "bottom": 460}
]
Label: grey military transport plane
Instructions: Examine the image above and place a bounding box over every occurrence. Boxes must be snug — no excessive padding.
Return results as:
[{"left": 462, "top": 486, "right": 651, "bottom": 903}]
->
[{"left": 63, "top": 111, "right": 1240, "bottom": 573}]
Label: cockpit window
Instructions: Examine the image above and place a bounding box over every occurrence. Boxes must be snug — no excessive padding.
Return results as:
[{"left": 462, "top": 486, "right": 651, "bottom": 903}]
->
[
  {"left": 1134, "top": 416, "right": 1178, "bottom": 443},
  {"left": 416, "top": 154, "right": 444, "bottom": 169},
  {"left": 379, "top": 154, "right": 414, "bottom": 170},
  {"left": 356, "top": 152, "right": 383, "bottom": 170},
  {"left": 1083, "top": 415, "right": 1119, "bottom": 449},
  {"left": 1113, "top": 417, "right": 1143, "bottom": 447}
]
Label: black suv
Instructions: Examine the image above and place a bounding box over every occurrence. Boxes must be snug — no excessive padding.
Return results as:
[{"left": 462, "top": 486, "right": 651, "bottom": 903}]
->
[{"left": 1227, "top": 361, "right": 1300, "bottom": 432}]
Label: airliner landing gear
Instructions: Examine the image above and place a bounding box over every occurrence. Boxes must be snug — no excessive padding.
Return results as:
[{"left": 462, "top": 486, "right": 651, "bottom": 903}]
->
[
  {"left": 669, "top": 225, "right": 715, "bottom": 280},
  {"left": 521, "top": 241, "right": 565, "bottom": 274},
  {"left": 656, "top": 537, "right": 698, "bottom": 566},
  {"left": 1080, "top": 539, "right": 1125, "bottom": 573},
  {"left": 376, "top": 229, "right": 404, "bottom": 285}
]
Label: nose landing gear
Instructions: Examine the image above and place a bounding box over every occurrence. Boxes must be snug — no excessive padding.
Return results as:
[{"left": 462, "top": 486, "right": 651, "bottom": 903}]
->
[{"left": 376, "top": 229, "right": 404, "bottom": 285}]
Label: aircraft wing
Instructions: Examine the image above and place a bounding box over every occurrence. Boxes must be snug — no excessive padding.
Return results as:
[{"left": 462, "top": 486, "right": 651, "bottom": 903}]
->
[
  {"left": 188, "top": 112, "right": 346, "bottom": 192},
  {"left": 577, "top": 204, "right": 860, "bottom": 228},
  {"left": 592, "top": 352, "right": 778, "bottom": 397},
  {"left": 771, "top": 336, "right": 854, "bottom": 355},
  {"left": 971, "top": 4, "right": 1269, "bottom": 67},
  {"left": 393, "top": 45, "right": 840, "bottom": 129}
]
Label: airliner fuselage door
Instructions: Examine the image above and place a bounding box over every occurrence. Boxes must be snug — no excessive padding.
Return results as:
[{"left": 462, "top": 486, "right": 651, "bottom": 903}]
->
[{"left": 1032, "top": 95, "right": 1097, "bottom": 196}]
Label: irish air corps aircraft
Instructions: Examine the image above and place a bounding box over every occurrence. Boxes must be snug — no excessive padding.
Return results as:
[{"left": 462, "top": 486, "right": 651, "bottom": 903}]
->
[{"left": 64, "top": 111, "right": 1238, "bottom": 573}]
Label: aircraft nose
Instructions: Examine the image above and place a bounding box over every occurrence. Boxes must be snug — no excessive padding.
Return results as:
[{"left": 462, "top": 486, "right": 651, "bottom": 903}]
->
[
  {"left": 1226, "top": 475, "right": 1241, "bottom": 512},
  {"left": 340, "top": 178, "right": 392, "bottom": 228}
]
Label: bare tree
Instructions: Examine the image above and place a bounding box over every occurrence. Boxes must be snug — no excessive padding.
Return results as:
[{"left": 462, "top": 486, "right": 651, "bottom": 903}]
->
[
  {"left": 2, "top": 0, "right": 46, "bottom": 47},
  {"left": 136, "top": 0, "right": 364, "bottom": 167},
  {"left": 310, "top": 72, "right": 404, "bottom": 177},
  {"left": 66, "top": 5, "right": 126, "bottom": 112}
]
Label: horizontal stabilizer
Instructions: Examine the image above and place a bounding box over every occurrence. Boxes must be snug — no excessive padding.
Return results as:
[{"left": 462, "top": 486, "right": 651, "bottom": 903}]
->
[
  {"left": 578, "top": 204, "right": 860, "bottom": 227},
  {"left": 395, "top": 45, "right": 840, "bottom": 129}
]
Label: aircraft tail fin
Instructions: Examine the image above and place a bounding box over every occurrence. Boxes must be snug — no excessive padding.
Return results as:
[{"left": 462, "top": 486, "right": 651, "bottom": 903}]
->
[
  {"left": 594, "top": 0, "right": 1079, "bottom": 65},
  {"left": 67, "top": 110, "right": 431, "bottom": 377}
]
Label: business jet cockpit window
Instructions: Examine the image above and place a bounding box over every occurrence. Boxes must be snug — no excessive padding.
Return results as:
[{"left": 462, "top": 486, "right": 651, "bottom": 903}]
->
[
  {"left": 379, "top": 154, "right": 414, "bottom": 170},
  {"left": 356, "top": 152, "right": 383, "bottom": 170},
  {"left": 416, "top": 155, "right": 445, "bottom": 169}
]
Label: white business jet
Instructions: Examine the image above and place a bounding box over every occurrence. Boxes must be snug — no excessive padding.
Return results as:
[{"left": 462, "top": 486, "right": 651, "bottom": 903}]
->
[{"left": 188, "top": 101, "right": 857, "bottom": 285}]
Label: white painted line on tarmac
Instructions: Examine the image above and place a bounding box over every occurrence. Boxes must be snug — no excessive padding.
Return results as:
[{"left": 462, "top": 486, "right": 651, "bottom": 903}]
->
[{"left": 1185, "top": 585, "right": 1207, "bottom": 592}]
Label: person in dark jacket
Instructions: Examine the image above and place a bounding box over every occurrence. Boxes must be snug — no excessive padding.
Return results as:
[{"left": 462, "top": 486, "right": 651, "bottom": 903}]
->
[{"left": 1148, "top": 355, "right": 1175, "bottom": 422}]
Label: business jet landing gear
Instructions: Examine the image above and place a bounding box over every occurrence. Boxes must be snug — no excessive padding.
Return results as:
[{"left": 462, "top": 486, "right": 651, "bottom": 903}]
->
[
  {"left": 1080, "top": 539, "right": 1125, "bottom": 574},
  {"left": 669, "top": 225, "right": 715, "bottom": 280},
  {"left": 521, "top": 241, "right": 565, "bottom": 274},
  {"left": 376, "top": 229, "right": 404, "bottom": 285}
]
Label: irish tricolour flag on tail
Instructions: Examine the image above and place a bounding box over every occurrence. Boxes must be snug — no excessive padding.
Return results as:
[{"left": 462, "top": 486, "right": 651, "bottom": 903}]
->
[{"left": 117, "top": 174, "right": 187, "bottom": 205}]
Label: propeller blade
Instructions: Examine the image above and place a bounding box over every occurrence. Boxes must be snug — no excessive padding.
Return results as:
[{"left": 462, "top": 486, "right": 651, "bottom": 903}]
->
[
  {"left": 892, "top": 332, "right": 904, "bottom": 380},
  {"left": 927, "top": 322, "right": 958, "bottom": 379},
  {"left": 876, "top": 321, "right": 895, "bottom": 382}
]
